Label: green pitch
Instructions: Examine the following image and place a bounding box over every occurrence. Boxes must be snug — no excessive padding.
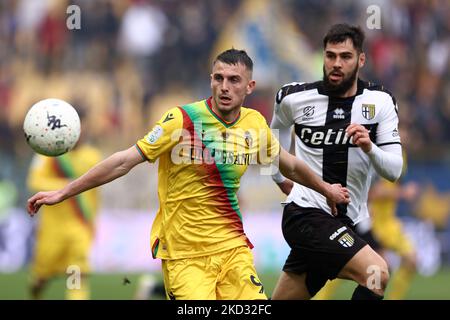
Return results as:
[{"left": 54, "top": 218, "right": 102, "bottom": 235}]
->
[{"left": 0, "top": 268, "right": 449, "bottom": 299}]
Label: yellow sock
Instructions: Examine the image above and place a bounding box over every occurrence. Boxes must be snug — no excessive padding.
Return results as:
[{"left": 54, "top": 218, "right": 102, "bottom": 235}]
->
[
  {"left": 66, "top": 281, "right": 90, "bottom": 300},
  {"left": 388, "top": 265, "right": 414, "bottom": 300},
  {"left": 313, "top": 279, "right": 343, "bottom": 300}
]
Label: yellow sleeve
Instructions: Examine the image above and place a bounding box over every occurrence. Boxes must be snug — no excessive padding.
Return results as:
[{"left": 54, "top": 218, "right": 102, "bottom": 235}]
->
[
  {"left": 27, "top": 155, "right": 70, "bottom": 192},
  {"left": 135, "top": 107, "right": 184, "bottom": 162}
]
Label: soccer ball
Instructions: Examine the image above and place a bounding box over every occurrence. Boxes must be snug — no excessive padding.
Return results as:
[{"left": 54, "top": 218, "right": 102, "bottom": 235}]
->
[{"left": 23, "top": 98, "right": 81, "bottom": 157}]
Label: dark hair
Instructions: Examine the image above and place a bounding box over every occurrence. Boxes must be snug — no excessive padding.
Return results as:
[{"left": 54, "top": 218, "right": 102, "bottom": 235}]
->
[
  {"left": 214, "top": 49, "right": 253, "bottom": 71},
  {"left": 323, "top": 24, "right": 365, "bottom": 53}
]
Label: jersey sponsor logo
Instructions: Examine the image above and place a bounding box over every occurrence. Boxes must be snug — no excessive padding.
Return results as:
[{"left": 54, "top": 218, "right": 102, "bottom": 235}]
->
[
  {"left": 333, "top": 108, "right": 345, "bottom": 119},
  {"left": 297, "top": 126, "right": 350, "bottom": 147},
  {"left": 295, "top": 124, "right": 377, "bottom": 148},
  {"left": 362, "top": 104, "right": 376, "bottom": 120},
  {"left": 302, "top": 106, "right": 315, "bottom": 121},
  {"left": 147, "top": 125, "right": 163, "bottom": 144},
  {"left": 338, "top": 233, "right": 355, "bottom": 247},
  {"left": 163, "top": 113, "right": 175, "bottom": 123},
  {"left": 392, "top": 128, "right": 399, "bottom": 137},
  {"left": 329, "top": 226, "right": 347, "bottom": 240},
  {"left": 250, "top": 275, "right": 264, "bottom": 294}
]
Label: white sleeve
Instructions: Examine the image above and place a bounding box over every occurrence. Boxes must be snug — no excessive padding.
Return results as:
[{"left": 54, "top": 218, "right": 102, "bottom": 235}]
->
[
  {"left": 367, "top": 143, "right": 403, "bottom": 182},
  {"left": 270, "top": 87, "right": 295, "bottom": 183},
  {"left": 270, "top": 124, "right": 291, "bottom": 183},
  {"left": 375, "top": 94, "right": 401, "bottom": 146}
]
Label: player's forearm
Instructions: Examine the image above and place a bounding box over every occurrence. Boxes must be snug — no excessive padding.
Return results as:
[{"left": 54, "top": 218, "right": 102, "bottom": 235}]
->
[
  {"left": 367, "top": 144, "right": 403, "bottom": 182},
  {"left": 279, "top": 149, "right": 331, "bottom": 198},
  {"left": 59, "top": 150, "right": 134, "bottom": 200}
]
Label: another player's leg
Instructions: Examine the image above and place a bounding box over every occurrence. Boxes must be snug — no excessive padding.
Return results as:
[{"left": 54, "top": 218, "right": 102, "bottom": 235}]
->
[
  {"left": 388, "top": 249, "right": 416, "bottom": 299},
  {"left": 66, "top": 227, "right": 93, "bottom": 300},
  {"left": 271, "top": 271, "right": 311, "bottom": 299},
  {"left": 65, "top": 274, "right": 90, "bottom": 300},
  {"left": 30, "top": 277, "right": 49, "bottom": 300}
]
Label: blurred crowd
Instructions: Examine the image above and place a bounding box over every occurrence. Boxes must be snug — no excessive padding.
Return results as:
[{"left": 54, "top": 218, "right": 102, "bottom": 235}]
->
[{"left": 0, "top": 0, "right": 448, "bottom": 207}]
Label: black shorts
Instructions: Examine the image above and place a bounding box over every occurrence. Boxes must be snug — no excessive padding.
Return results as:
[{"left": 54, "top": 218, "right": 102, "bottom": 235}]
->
[
  {"left": 357, "top": 228, "right": 382, "bottom": 252},
  {"left": 282, "top": 202, "right": 367, "bottom": 282}
]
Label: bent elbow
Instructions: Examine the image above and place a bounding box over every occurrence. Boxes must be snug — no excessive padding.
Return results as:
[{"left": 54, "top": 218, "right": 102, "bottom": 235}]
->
[{"left": 386, "top": 161, "right": 403, "bottom": 182}]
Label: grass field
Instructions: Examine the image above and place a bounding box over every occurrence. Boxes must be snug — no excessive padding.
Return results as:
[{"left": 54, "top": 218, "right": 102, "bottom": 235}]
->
[{"left": 1, "top": 268, "right": 449, "bottom": 300}]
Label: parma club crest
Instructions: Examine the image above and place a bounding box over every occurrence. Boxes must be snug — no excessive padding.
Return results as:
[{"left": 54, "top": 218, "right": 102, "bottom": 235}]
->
[
  {"left": 338, "top": 233, "right": 355, "bottom": 247},
  {"left": 362, "top": 104, "right": 376, "bottom": 120}
]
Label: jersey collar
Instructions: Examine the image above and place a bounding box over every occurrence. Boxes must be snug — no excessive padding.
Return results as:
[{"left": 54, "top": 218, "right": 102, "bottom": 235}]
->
[{"left": 205, "top": 97, "right": 241, "bottom": 128}]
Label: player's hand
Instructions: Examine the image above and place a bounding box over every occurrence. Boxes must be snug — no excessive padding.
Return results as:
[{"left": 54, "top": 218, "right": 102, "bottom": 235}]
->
[
  {"left": 276, "top": 179, "right": 294, "bottom": 195},
  {"left": 325, "top": 183, "right": 350, "bottom": 216},
  {"left": 27, "top": 191, "right": 64, "bottom": 216},
  {"left": 346, "top": 123, "right": 372, "bottom": 153}
]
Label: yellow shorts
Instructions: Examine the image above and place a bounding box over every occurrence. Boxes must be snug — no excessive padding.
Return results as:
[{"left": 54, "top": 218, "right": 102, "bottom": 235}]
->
[
  {"left": 373, "top": 218, "right": 414, "bottom": 256},
  {"left": 162, "top": 246, "right": 267, "bottom": 300},
  {"left": 31, "top": 223, "right": 92, "bottom": 280}
]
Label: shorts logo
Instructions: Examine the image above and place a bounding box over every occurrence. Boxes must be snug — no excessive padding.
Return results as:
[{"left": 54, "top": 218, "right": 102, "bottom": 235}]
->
[
  {"left": 250, "top": 275, "right": 264, "bottom": 294},
  {"left": 338, "top": 233, "right": 354, "bottom": 247},
  {"left": 362, "top": 104, "right": 376, "bottom": 120},
  {"left": 329, "top": 226, "right": 347, "bottom": 240},
  {"left": 147, "top": 125, "right": 163, "bottom": 144}
]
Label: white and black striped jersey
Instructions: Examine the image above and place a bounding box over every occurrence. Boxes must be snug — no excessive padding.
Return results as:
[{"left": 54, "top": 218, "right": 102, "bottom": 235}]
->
[{"left": 271, "top": 79, "right": 402, "bottom": 225}]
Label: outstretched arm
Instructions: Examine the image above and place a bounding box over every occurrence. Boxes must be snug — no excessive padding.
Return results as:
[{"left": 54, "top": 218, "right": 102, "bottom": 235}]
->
[
  {"left": 278, "top": 148, "right": 350, "bottom": 214},
  {"left": 27, "top": 146, "right": 145, "bottom": 215}
]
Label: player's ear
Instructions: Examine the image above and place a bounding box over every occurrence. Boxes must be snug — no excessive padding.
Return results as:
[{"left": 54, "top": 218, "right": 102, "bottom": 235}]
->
[
  {"left": 359, "top": 52, "right": 366, "bottom": 68},
  {"left": 246, "top": 80, "right": 256, "bottom": 95},
  {"left": 210, "top": 73, "right": 214, "bottom": 88}
]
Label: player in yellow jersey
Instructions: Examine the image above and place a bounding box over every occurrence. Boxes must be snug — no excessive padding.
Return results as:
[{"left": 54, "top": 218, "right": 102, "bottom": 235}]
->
[
  {"left": 27, "top": 49, "right": 349, "bottom": 300},
  {"left": 369, "top": 169, "right": 419, "bottom": 299},
  {"left": 27, "top": 123, "right": 102, "bottom": 299}
]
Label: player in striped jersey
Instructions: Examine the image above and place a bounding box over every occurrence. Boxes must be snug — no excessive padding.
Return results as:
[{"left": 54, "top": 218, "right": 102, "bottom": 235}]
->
[
  {"left": 27, "top": 49, "right": 349, "bottom": 300},
  {"left": 271, "top": 24, "right": 403, "bottom": 300}
]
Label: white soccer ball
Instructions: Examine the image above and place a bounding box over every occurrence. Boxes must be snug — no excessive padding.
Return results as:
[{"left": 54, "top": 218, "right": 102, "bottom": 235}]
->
[{"left": 23, "top": 98, "right": 81, "bottom": 157}]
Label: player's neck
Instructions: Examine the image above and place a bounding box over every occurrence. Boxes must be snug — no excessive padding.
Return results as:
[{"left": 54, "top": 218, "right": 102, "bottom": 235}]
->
[
  {"left": 209, "top": 98, "right": 241, "bottom": 124},
  {"left": 338, "top": 81, "right": 358, "bottom": 98}
]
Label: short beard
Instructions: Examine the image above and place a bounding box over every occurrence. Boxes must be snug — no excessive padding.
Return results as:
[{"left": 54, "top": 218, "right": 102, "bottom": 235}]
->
[{"left": 322, "top": 64, "right": 359, "bottom": 97}]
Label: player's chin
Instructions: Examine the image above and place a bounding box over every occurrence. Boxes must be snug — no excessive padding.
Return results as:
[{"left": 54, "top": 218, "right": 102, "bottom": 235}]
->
[{"left": 218, "top": 102, "right": 237, "bottom": 112}]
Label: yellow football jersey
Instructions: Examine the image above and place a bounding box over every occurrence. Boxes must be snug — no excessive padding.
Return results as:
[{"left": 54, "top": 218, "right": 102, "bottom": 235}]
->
[
  {"left": 27, "top": 144, "right": 102, "bottom": 231},
  {"left": 136, "top": 98, "right": 280, "bottom": 259},
  {"left": 370, "top": 154, "right": 414, "bottom": 255},
  {"left": 28, "top": 144, "right": 102, "bottom": 278}
]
